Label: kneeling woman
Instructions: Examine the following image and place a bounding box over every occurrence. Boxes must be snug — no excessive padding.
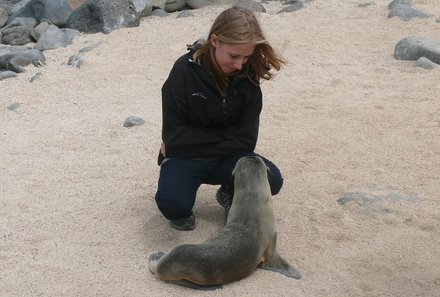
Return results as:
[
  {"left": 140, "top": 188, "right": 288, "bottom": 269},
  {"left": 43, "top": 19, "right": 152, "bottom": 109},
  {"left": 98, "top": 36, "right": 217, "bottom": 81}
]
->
[{"left": 154, "top": 6, "right": 286, "bottom": 231}]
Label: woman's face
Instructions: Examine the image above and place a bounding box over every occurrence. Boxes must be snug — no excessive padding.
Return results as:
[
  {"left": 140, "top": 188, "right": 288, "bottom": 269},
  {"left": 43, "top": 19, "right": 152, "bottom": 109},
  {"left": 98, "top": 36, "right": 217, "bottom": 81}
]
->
[{"left": 211, "top": 34, "right": 255, "bottom": 74}]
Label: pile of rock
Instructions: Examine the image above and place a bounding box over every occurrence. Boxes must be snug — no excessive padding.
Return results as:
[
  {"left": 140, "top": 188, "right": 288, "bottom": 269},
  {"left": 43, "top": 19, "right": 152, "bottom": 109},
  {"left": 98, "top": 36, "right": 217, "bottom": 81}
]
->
[
  {"left": 0, "top": 0, "right": 308, "bottom": 80},
  {"left": 2, "top": 0, "right": 438, "bottom": 81},
  {"left": 387, "top": 0, "right": 440, "bottom": 69}
]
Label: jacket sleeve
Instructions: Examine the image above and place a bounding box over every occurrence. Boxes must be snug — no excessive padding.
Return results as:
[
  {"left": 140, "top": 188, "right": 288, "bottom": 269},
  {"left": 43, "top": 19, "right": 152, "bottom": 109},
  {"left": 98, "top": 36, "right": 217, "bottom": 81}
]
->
[{"left": 161, "top": 58, "right": 262, "bottom": 159}]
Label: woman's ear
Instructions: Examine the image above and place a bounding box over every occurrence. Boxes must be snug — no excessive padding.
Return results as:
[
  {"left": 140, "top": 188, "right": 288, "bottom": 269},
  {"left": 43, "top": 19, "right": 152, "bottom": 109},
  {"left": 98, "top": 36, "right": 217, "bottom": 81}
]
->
[{"left": 210, "top": 33, "right": 218, "bottom": 48}]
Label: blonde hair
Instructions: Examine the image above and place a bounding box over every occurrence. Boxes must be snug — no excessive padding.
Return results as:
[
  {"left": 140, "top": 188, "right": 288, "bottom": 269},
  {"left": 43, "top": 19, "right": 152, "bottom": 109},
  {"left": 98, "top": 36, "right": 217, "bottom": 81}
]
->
[{"left": 193, "top": 6, "right": 286, "bottom": 94}]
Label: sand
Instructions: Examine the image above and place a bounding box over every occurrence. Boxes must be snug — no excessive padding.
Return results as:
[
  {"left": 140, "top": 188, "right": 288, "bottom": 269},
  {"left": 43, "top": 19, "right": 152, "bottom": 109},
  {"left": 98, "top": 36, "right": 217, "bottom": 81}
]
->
[{"left": 1, "top": 1, "right": 440, "bottom": 296}]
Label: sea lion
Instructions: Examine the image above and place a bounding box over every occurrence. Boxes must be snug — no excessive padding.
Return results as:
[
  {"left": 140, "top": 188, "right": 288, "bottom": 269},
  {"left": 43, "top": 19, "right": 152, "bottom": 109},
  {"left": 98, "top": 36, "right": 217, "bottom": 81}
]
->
[{"left": 149, "top": 156, "right": 301, "bottom": 290}]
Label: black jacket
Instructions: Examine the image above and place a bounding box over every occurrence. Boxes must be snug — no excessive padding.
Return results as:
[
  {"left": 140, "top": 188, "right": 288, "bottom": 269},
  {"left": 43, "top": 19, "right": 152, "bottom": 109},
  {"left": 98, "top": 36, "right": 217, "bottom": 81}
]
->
[{"left": 159, "top": 46, "right": 262, "bottom": 163}]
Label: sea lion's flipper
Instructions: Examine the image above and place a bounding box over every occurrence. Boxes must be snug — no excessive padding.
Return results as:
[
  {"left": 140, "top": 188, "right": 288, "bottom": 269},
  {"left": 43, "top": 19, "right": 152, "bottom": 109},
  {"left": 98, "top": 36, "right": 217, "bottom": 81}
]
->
[
  {"left": 258, "top": 253, "right": 302, "bottom": 279},
  {"left": 166, "top": 280, "right": 223, "bottom": 291},
  {"left": 148, "top": 251, "right": 165, "bottom": 274}
]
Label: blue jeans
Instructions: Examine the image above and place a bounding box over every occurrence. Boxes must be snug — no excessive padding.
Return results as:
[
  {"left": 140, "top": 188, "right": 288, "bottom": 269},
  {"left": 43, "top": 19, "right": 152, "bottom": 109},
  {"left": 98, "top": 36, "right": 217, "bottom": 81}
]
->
[{"left": 154, "top": 153, "right": 283, "bottom": 220}]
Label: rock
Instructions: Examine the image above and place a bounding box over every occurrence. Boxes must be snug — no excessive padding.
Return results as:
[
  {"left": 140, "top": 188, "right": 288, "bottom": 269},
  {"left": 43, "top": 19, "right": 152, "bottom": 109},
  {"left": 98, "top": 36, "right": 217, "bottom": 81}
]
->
[
  {"left": 388, "top": 0, "right": 412, "bottom": 10},
  {"left": 148, "top": 8, "right": 168, "bottom": 17},
  {"left": 6, "top": 102, "right": 21, "bottom": 111},
  {"left": 0, "top": 7, "right": 8, "bottom": 28},
  {"left": 0, "top": 24, "right": 34, "bottom": 45},
  {"left": 124, "top": 116, "right": 145, "bottom": 127},
  {"left": 236, "top": 0, "right": 266, "bottom": 13},
  {"left": 337, "top": 189, "right": 422, "bottom": 215},
  {"left": 358, "top": 1, "right": 374, "bottom": 8},
  {"left": 29, "top": 71, "right": 42, "bottom": 81},
  {"left": 0, "top": 70, "right": 18, "bottom": 80},
  {"left": 394, "top": 36, "right": 440, "bottom": 64},
  {"left": 131, "top": 0, "right": 153, "bottom": 17},
  {"left": 0, "top": 16, "right": 38, "bottom": 45},
  {"left": 414, "top": 57, "right": 438, "bottom": 69},
  {"left": 164, "top": 0, "right": 186, "bottom": 12},
  {"left": 34, "top": 24, "right": 80, "bottom": 51},
  {"left": 2, "top": 15, "right": 37, "bottom": 29},
  {"left": 68, "top": 53, "right": 84, "bottom": 67},
  {"left": 66, "top": 0, "right": 86, "bottom": 10},
  {"left": 278, "top": 1, "right": 304, "bottom": 13},
  {"left": 176, "top": 10, "right": 193, "bottom": 18},
  {"left": 8, "top": 0, "right": 73, "bottom": 27},
  {"left": 66, "top": 0, "right": 140, "bottom": 34},
  {"left": 30, "top": 20, "right": 49, "bottom": 41},
  {"left": 388, "top": 2, "right": 431, "bottom": 21},
  {"left": 0, "top": 45, "right": 45, "bottom": 72},
  {"left": 152, "top": 0, "right": 166, "bottom": 9},
  {"left": 78, "top": 40, "right": 103, "bottom": 53},
  {"left": 10, "top": 0, "right": 32, "bottom": 15},
  {"left": 186, "top": 0, "right": 234, "bottom": 9}
]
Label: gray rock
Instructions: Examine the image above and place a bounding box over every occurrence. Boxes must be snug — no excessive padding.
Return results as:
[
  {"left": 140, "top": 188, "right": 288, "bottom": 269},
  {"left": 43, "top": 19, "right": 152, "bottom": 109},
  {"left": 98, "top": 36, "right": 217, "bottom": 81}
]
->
[
  {"left": 8, "top": 0, "right": 72, "bottom": 27},
  {"left": 124, "top": 116, "right": 145, "bottom": 127},
  {"left": 337, "top": 189, "right": 422, "bottom": 214},
  {"left": 0, "top": 70, "right": 18, "bottom": 80},
  {"left": 358, "top": 1, "right": 374, "bottom": 8},
  {"left": 68, "top": 53, "right": 84, "bottom": 67},
  {"left": 131, "top": 0, "right": 153, "bottom": 17},
  {"left": 34, "top": 24, "right": 80, "bottom": 51},
  {"left": 79, "top": 40, "right": 103, "bottom": 53},
  {"left": 2, "top": 15, "right": 37, "bottom": 29},
  {"left": 10, "top": 0, "right": 32, "bottom": 15},
  {"left": 388, "top": 0, "right": 412, "bottom": 10},
  {"left": 6, "top": 102, "right": 20, "bottom": 111},
  {"left": 0, "top": 7, "right": 8, "bottom": 28},
  {"left": 414, "top": 57, "right": 438, "bottom": 69},
  {"left": 394, "top": 36, "right": 440, "bottom": 64},
  {"left": 278, "top": 1, "right": 304, "bottom": 13},
  {"left": 29, "top": 71, "right": 42, "bottom": 81},
  {"left": 30, "top": 20, "right": 49, "bottom": 41},
  {"left": 0, "top": 45, "right": 45, "bottom": 72},
  {"left": 236, "top": 0, "right": 266, "bottom": 13},
  {"left": 152, "top": 0, "right": 166, "bottom": 9},
  {"left": 148, "top": 8, "right": 168, "bottom": 17},
  {"left": 164, "top": 0, "right": 186, "bottom": 12},
  {"left": 66, "top": 0, "right": 140, "bottom": 34},
  {"left": 388, "top": 3, "right": 431, "bottom": 21},
  {"left": 176, "top": 10, "right": 193, "bottom": 18},
  {"left": 0, "top": 24, "right": 34, "bottom": 45},
  {"left": 186, "top": 0, "right": 234, "bottom": 9}
]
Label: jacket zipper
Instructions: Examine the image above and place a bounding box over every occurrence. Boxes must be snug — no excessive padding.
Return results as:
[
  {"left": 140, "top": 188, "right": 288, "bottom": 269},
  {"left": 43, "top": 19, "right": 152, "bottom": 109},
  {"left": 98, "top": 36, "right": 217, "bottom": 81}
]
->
[{"left": 222, "top": 97, "right": 228, "bottom": 124}]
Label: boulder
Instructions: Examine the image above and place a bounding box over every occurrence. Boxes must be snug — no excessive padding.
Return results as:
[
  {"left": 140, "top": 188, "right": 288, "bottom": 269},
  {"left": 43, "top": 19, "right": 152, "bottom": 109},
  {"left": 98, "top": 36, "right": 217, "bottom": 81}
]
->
[
  {"left": 131, "top": 0, "right": 153, "bottom": 17},
  {"left": 388, "top": 1, "right": 431, "bottom": 21},
  {"left": 8, "top": 0, "right": 72, "bottom": 27},
  {"left": 394, "top": 36, "right": 440, "bottom": 64},
  {"left": 0, "top": 70, "right": 18, "bottom": 80},
  {"left": 236, "top": 0, "right": 266, "bottom": 13},
  {"left": 66, "top": 0, "right": 140, "bottom": 34},
  {"left": 34, "top": 24, "right": 80, "bottom": 51},
  {"left": 0, "top": 7, "right": 8, "bottom": 28},
  {"left": 1, "top": 23, "right": 34, "bottom": 45},
  {"left": 152, "top": 0, "right": 166, "bottom": 9},
  {"left": 0, "top": 45, "right": 45, "bottom": 72},
  {"left": 164, "top": 0, "right": 186, "bottom": 12},
  {"left": 186, "top": 0, "right": 234, "bottom": 9}
]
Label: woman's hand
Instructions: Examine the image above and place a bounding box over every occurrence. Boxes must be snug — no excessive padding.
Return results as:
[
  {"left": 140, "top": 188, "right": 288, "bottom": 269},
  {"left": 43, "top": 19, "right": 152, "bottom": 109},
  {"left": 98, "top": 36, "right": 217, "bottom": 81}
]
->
[{"left": 160, "top": 143, "right": 166, "bottom": 157}]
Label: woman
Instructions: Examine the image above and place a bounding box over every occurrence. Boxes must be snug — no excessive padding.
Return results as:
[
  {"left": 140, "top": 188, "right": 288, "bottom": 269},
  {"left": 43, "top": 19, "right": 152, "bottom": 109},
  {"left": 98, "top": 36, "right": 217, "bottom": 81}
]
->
[{"left": 155, "top": 6, "right": 286, "bottom": 231}]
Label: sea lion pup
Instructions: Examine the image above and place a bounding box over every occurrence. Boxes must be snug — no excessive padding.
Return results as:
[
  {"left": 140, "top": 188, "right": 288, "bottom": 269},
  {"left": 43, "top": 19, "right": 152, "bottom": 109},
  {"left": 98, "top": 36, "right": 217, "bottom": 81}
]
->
[{"left": 149, "top": 156, "right": 301, "bottom": 290}]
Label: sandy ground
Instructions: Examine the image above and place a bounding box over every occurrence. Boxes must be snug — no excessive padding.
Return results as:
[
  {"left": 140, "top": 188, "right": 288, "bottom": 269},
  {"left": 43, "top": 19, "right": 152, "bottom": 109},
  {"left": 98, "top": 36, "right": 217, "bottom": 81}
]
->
[{"left": 1, "top": 1, "right": 440, "bottom": 296}]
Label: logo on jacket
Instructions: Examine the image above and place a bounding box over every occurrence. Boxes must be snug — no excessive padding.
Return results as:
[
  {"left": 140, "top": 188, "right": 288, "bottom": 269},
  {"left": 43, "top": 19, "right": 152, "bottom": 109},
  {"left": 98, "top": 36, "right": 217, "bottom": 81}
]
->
[{"left": 192, "top": 92, "right": 207, "bottom": 100}]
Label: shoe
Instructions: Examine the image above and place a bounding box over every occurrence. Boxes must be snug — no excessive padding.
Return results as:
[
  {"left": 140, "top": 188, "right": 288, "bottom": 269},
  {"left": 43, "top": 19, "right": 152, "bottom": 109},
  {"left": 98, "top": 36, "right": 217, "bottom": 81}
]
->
[
  {"left": 170, "top": 214, "right": 195, "bottom": 231},
  {"left": 216, "top": 188, "right": 233, "bottom": 224}
]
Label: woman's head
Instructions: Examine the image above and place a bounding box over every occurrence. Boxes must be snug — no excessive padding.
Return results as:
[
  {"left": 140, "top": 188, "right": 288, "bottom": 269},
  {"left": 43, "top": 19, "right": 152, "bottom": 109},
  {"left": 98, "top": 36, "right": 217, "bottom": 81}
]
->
[{"left": 193, "top": 6, "right": 285, "bottom": 93}]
